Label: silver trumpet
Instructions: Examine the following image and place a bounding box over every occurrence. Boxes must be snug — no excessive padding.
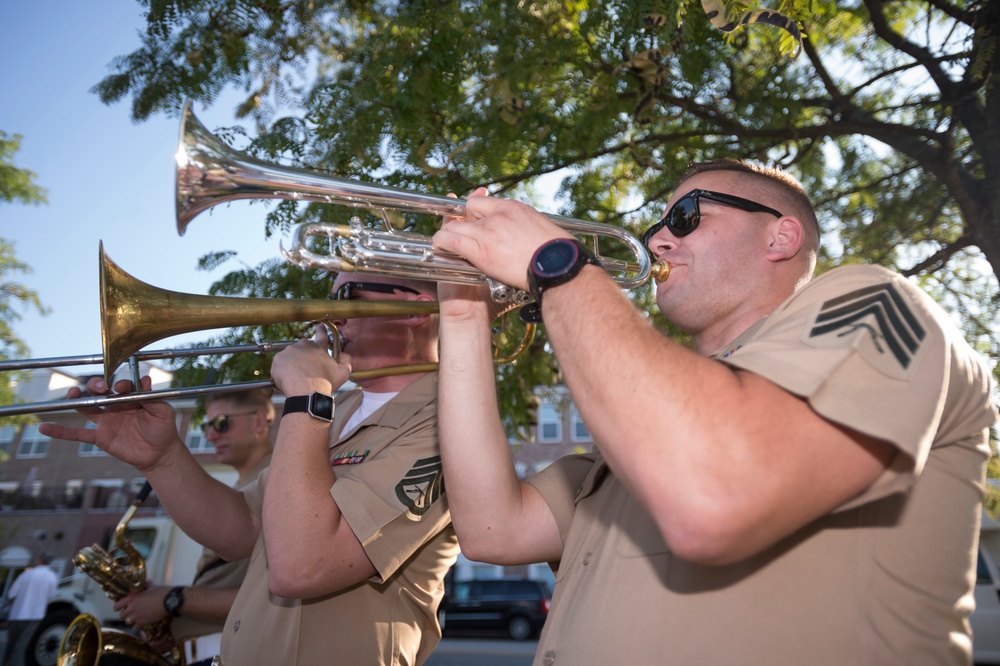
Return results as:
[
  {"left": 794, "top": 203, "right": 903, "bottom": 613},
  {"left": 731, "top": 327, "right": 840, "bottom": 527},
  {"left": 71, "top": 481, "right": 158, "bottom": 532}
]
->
[{"left": 176, "top": 100, "right": 670, "bottom": 303}]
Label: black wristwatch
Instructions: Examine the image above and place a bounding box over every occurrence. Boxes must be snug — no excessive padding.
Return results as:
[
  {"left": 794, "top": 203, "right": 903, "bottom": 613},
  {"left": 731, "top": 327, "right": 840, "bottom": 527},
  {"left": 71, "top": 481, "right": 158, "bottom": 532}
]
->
[
  {"left": 527, "top": 238, "right": 601, "bottom": 311},
  {"left": 163, "top": 586, "right": 185, "bottom": 618},
  {"left": 282, "top": 392, "right": 335, "bottom": 423}
]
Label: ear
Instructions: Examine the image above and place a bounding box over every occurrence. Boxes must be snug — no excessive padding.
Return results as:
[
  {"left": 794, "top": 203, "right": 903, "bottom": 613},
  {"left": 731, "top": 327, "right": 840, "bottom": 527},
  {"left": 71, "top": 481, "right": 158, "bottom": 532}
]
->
[
  {"left": 765, "top": 216, "right": 805, "bottom": 262},
  {"left": 404, "top": 293, "right": 437, "bottom": 328},
  {"left": 253, "top": 411, "right": 269, "bottom": 435}
]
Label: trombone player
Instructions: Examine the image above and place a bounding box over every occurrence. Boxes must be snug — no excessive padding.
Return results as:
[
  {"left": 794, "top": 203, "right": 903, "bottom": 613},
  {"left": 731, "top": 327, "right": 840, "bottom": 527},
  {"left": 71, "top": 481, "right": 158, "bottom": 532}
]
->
[
  {"left": 113, "top": 388, "right": 274, "bottom": 665},
  {"left": 40, "top": 274, "right": 458, "bottom": 665}
]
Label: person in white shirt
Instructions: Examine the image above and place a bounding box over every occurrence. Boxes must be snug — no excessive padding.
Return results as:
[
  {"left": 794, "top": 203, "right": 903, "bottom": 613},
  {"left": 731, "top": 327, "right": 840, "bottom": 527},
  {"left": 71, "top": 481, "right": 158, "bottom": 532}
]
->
[{"left": 3, "top": 551, "right": 58, "bottom": 666}]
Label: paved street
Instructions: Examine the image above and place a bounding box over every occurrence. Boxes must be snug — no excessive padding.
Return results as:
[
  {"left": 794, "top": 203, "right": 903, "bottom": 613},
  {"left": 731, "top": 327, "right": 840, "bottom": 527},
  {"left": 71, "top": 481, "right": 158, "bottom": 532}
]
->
[
  {"left": 0, "top": 628, "right": 536, "bottom": 666},
  {"left": 426, "top": 637, "right": 537, "bottom": 666}
]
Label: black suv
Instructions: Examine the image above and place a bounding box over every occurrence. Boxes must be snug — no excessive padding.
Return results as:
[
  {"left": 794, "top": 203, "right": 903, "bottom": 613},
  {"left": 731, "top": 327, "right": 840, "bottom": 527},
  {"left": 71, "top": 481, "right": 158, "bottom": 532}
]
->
[{"left": 440, "top": 578, "right": 552, "bottom": 641}]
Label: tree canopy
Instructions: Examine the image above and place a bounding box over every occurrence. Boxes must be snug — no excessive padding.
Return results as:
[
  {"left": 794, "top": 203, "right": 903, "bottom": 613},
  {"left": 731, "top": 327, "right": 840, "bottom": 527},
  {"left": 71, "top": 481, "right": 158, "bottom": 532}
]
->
[
  {"left": 1, "top": 132, "right": 47, "bottom": 207},
  {"left": 1, "top": 132, "right": 50, "bottom": 425},
  {"left": 93, "top": 0, "right": 998, "bottom": 436}
]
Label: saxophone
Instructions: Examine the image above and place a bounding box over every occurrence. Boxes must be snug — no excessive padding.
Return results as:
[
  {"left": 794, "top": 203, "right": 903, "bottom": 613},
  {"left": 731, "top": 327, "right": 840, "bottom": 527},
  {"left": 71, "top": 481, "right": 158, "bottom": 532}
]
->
[{"left": 58, "top": 483, "right": 185, "bottom": 666}]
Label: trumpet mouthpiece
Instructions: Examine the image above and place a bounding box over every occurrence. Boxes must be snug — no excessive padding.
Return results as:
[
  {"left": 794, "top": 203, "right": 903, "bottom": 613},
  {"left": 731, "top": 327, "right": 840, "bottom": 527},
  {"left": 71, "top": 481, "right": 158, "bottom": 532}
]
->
[{"left": 650, "top": 261, "right": 671, "bottom": 283}]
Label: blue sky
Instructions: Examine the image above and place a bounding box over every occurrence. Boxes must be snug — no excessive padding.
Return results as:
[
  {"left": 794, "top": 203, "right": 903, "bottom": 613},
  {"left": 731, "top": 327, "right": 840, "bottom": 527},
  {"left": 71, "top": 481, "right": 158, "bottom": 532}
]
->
[{"left": 1, "top": 2, "right": 282, "bottom": 370}]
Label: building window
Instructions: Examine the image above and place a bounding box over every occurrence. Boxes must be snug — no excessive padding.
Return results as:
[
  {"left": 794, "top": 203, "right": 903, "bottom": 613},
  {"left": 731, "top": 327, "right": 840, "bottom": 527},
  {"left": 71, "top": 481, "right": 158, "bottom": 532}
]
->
[
  {"left": 186, "top": 424, "right": 215, "bottom": 454},
  {"left": 538, "top": 403, "right": 562, "bottom": 443},
  {"left": 16, "top": 425, "right": 50, "bottom": 458},
  {"left": 90, "top": 479, "right": 129, "bottom": 510},
  {"left": 65, "top": 480, "right": 84, "bottom": 508},
  {"left": 0, "top": 426, "right": 14, "bottom": 457},
  {"left": 570, "top": 405, "right": 592, "bottom": 442},
  {"left": 0, "top": 481, "right": 17, "bottom": 508}
]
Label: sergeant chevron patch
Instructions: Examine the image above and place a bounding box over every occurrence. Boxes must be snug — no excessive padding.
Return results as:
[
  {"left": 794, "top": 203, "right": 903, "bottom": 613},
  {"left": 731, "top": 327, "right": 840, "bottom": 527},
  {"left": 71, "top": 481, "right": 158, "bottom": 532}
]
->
[
  {"left": 806, "top": 282, "right": 927, "bottom": 379},
  {"left": 395, "top": 455, "right": 445, "bottom": 518}
]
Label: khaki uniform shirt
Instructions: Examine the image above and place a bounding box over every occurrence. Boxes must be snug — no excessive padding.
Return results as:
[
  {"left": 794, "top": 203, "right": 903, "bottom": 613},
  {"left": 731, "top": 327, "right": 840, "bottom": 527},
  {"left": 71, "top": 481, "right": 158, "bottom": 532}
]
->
[
  {"left": 528, "top": 265, "right": 997, "bottom": 666},
  {"left": 171, "top": 454, "right": 272, "bottom": 643},
  {"left": 221, "top": 373, "right": 459, "bottom": 665}
]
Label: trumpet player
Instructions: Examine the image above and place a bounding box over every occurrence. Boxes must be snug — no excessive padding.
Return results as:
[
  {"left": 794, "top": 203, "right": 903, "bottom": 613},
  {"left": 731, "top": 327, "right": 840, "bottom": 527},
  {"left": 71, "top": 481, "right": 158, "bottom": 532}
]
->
[
  {"left": 432, "top": 161, "right": 997, "bottom": 665},
  {"left": 40, "top": 274, "right": 458, "bottom": 666},
  {"left": 112, "top": 389, "right": 274, "bottom": 665}
]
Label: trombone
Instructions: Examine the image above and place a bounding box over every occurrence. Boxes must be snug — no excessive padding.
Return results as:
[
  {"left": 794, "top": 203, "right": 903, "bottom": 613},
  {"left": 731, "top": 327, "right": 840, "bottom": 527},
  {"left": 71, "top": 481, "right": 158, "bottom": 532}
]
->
[{"left": 0, "top": 245, "right": 441, "bottom": 417}]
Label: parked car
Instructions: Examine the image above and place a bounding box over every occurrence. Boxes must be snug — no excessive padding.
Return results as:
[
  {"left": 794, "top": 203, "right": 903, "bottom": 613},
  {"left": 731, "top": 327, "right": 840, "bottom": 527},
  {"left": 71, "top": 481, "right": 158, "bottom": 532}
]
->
[
  {"left": 440, "top": 578, "right": 551, "bottom": 641},
  {"left": 973, "top": 513, "right": 1000, "bottom": 665}
]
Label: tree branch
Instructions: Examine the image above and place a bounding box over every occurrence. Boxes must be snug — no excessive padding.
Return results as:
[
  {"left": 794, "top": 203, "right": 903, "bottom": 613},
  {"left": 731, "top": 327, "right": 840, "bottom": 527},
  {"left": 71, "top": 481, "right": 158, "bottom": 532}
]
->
[
  {"left": 923, "top": 0, "right": 976, "bottom": 26},
  {"left": 902, "top": 235, "right": 974, "bottom": 277},
  {"left": 864, "top": 0, "right": 959, "bottom": 98}
]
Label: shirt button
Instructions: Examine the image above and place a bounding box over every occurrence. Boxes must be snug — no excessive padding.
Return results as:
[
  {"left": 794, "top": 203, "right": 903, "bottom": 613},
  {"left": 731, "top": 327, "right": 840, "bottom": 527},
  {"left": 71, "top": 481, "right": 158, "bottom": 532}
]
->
[
  {"left": 542, "top": 651, "right": 556, "bottom": 665},
  {"left": 583, "top": 552, "right": 592, "bottom": 565}
]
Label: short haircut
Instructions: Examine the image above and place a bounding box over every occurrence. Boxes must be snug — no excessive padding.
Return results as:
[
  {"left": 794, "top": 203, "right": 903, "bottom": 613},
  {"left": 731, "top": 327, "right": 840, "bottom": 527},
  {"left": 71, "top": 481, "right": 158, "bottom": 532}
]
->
[
  {"left": 678, "top": 159, "right": 820, "bottom": 253},
  {"left": 206, "top": 388, "right": 275, "bottom": 422},
  {"left": 38, "top": 551, "right": 54, "bottom": 565}
]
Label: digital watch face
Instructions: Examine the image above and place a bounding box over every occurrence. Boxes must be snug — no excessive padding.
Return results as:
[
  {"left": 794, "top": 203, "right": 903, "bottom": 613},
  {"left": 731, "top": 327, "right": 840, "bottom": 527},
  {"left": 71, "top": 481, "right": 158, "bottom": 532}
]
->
[
  {"left": 310, "top": 393, "right": 335, "bottom": 420},
  {"left": 534, "top": 240, "right": 578, "bottom": 276}
]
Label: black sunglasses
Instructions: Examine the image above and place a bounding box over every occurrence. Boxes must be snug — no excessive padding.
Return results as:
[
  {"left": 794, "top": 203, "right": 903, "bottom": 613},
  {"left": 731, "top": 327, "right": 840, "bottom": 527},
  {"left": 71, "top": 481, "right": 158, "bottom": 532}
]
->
[
  {"left": 331, "top": 281, "right": 421, "bottom": 301},
  {"left": 642, "top": 189, "right": 784, "bottom": 248},
  {"left": 200, "top": 411, "right": 258, "bottom": 435}
]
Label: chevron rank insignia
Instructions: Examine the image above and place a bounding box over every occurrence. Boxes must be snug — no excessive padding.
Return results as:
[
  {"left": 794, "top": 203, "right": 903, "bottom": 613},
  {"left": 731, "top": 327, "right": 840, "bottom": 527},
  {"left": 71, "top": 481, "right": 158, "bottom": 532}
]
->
[
  {"left": 332, "top": 449, "right": 370, "bottom": 466},
  {"left": 805, "top": 282, "right": 927, "bottom": 379},
  {"left": 395, "top": 455, "right": 445, "bottom": 518}
]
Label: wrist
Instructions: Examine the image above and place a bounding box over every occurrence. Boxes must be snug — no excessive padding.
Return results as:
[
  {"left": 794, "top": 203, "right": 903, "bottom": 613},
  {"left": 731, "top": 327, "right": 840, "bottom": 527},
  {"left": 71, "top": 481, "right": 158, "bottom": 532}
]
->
[
  {"left": 526, "top": 238, "right": 600, "bottom": 311},
  {"left": 136, "top": 439, "right": 186, "bottom": 476}
]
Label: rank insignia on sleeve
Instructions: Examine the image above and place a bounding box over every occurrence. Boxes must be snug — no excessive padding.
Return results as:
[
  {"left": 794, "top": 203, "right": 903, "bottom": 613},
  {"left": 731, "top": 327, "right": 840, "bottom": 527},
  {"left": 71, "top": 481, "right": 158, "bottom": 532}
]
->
[
  {"left": 395, "top": 455, "right": 445, "bottom": 518},
  {"left": 806, "top": 282, "right": 927, "bottom": 377},
  {"left": 332, "top": 449, "right": 370, "bottom": 466}
]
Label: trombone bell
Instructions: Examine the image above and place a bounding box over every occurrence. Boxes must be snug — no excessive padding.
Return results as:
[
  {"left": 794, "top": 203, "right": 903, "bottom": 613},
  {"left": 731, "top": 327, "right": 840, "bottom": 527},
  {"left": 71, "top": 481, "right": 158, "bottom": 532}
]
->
[{"left": 98, "top": 242, "right": 438, "bottom": 384}]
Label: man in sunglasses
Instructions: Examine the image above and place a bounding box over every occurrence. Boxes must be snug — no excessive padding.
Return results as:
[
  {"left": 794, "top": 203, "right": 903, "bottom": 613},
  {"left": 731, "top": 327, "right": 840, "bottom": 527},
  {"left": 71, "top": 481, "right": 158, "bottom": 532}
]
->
[
  {"left": 41, "top": 274, "right": 458, "bottom": 666},
  {"left": 432, "top": 159, "right": 996, "bottom": 664},
  {"left": 110, "top": 389, "right": 274, "bottom": 665}
]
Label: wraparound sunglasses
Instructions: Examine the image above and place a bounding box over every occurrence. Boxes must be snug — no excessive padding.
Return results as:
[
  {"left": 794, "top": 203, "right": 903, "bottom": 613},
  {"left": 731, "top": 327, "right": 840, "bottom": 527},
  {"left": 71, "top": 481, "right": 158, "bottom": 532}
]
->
[
  {"left": 642, "top": 189, "right": 784, "bottom": 248},
  {"left": 331, "top": 281, "right": 421, "bottom": 301},
  {"left": 200, "top": 411, "right": 258, "bottom": 434}
]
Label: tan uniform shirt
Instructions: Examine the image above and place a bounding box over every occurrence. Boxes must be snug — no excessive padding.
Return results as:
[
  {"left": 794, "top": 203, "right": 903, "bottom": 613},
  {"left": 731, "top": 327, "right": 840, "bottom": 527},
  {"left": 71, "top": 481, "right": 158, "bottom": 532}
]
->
[
  {"left": 170, "top": 454, "right": 271, "bottom": 643},
  {"left": 222, "top": 373, "right": 459, "bottom": 665},
  {"left": 528, "top": 265, "right": 997, "bottom": 666}
]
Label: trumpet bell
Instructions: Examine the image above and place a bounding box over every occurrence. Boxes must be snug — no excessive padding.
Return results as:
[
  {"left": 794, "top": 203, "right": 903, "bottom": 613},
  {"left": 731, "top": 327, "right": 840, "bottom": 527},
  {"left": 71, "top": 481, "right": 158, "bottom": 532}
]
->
[{"left": 175, "top": 100, "right": 466, "bottom": 237}]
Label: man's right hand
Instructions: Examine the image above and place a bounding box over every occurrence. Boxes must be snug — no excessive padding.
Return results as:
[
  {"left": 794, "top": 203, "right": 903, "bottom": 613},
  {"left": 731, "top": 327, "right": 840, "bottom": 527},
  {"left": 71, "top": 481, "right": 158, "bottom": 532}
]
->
[
  {"left": 38, "top": 375, "right": 184, "bottom": 472},
  {"left": 114, "top": 586, "right": 170, "bottom": 629}
]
